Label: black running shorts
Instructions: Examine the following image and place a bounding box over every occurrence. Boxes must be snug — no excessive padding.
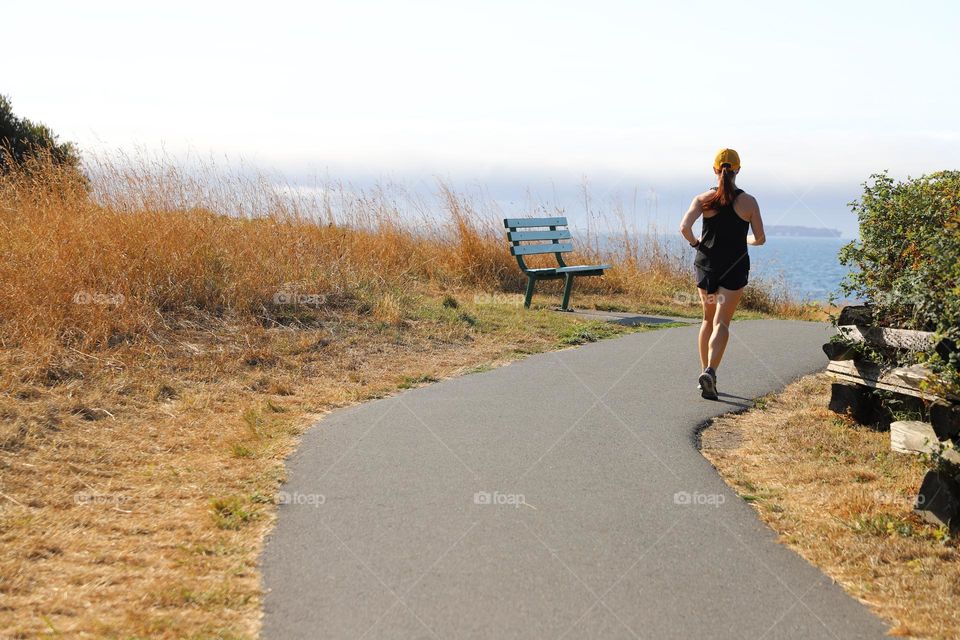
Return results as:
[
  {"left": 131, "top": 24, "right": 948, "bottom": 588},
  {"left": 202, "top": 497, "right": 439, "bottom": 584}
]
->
[{"left": 695, "top": 265, "right": 749, "bottom": 294}]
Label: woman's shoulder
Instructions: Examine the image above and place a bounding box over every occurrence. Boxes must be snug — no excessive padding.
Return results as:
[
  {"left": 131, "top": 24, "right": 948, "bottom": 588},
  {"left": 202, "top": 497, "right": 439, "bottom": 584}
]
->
[
  {"left": 733, "top": 191, "right": 760, "bottom": 218},
  {"left": 694, "top": 188, "right": 718, "bottom": 203}
]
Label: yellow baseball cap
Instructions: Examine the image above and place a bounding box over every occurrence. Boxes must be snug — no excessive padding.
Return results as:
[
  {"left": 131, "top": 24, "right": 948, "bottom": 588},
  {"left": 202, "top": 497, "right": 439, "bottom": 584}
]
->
[{"left": 713, "top": 148, "right": 741, "bottom": 171}]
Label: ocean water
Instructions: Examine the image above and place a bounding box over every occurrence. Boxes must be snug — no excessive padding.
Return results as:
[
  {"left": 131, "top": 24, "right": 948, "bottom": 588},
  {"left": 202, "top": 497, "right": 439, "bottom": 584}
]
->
[{"left": 748, "top": 236, "right": 852, "bottom": 302}]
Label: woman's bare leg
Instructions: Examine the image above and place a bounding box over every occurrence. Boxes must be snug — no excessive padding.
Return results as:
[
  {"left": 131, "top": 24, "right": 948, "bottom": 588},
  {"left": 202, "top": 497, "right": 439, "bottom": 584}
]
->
[
  {"left": 708, "top": 287, "right": 744, "bottom": 370},
  {"left": 697, "top": 289, "right": 717, "bottom": 369}
]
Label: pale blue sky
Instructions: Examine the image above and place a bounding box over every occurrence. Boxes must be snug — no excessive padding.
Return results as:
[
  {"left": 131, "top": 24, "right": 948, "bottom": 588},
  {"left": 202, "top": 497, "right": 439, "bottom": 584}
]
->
[{"left": 6, "top": 0, "right": 960, "bottom": 234}]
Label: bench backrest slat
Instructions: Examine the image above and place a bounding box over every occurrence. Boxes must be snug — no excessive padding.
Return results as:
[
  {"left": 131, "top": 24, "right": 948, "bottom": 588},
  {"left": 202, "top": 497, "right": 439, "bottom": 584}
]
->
[
  {"left": 507, "top": 229, "right": 572, "bottom": 242},
  {"left": 503, "top": 216, "right": 567, "bottom": 229},
  {"left": 504, "top": 216, "right": 572, "bottom": 266},
  {"left": 511, "top": 242, "right": 574, "bottom": 256}
]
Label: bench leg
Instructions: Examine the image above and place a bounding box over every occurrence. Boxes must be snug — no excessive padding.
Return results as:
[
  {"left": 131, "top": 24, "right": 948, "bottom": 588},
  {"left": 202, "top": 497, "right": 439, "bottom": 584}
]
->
[
  {"left": 561, "top": 274, "right": 575, "bottom": 311},
  {"left": 524, "top": 275, "right": 536, "bottom": 308}
]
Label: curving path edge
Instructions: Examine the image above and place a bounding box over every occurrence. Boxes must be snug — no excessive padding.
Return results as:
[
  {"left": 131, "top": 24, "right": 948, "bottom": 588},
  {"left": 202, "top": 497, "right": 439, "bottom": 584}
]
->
[{"left": 262, "top": 320, "right": 888, "bottom": 639}]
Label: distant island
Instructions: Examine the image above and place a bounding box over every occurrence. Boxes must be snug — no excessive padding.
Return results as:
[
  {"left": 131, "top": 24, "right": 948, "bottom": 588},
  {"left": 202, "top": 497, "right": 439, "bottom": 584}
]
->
[{"left": 765, "top": 225, "right": 842, "bottom": 238}]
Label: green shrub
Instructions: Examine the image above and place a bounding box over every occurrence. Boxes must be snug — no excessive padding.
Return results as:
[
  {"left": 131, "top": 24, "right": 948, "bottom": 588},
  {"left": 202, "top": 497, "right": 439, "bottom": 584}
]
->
[
  {"left": 838, "top": 171, "right": 960, "bottom": 386},
  {"left": 0, "top": 94, "right": 80, "bottom": 173}
]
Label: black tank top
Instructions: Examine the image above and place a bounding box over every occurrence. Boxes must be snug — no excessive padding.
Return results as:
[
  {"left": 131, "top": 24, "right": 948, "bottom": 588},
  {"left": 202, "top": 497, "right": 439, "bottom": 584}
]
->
[{"left": 694, "top": 188, "right": 749, "bottom": 273}]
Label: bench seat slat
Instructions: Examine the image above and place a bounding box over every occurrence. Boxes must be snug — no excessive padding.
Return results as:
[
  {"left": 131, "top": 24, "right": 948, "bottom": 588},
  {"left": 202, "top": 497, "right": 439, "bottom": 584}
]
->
[
  {"left": 503, "top": 217, "right": 567, "bottom": 229},
  {"left": 555, "top": 264, "right": 610, "bottom": 273},
  {"left": 511, "top": 242, "right": 574, "bottom": 255},
  {"left": 508, "top": 230, "right": 572, "bottom": 242},
  {"left": 522, "top": 264, "right": 610, "bottom": 278}
]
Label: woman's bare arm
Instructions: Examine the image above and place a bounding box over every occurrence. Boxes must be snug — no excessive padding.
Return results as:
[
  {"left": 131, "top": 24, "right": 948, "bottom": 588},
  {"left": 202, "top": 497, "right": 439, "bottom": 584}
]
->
[
  {"left": 679, "top": 196, "right": 703, "bottom": 245},
  {"left": 738, "top": 194, "right": 766, "bottom": 246}
]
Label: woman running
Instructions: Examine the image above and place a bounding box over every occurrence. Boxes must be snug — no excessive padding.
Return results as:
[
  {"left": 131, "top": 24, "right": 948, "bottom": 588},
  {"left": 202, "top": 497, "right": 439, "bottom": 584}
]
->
[{"left": 679, "top": 148, "right": 765, "bottom": 400}]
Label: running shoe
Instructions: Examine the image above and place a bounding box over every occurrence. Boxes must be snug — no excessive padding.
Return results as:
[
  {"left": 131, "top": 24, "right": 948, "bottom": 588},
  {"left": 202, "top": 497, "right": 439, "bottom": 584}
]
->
[{"left": 698, "top": 368, "right": 718, "bottom": 400}]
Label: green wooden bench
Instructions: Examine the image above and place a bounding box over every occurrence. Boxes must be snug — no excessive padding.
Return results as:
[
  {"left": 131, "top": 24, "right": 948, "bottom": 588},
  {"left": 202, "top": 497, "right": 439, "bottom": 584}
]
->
[{"left": 503, "top": 216, "right": 610, "bottom": 311}]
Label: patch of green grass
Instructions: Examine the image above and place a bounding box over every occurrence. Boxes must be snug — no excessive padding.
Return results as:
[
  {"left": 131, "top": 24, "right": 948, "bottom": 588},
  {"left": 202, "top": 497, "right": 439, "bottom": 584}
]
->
[
  {"left": 249, "top": 492, "right": 274, "bottom": 504},
  {"left": 593, "top": 302, "right": 630, "bottom": 312},
  {"left": 209, "top": 496, "right": 257, "bottom": 530},
  {"left": 466, "top": 363, "right": 496, "bottom": 374},
  {"left": 636, "top": 321, "right": 689, "bottom": 329},
  {"left": 178, "top": 542, "right": 236, "bottom": 557},
  {"left": 624, "top": 303, "right": 702, "bottom": 319},
  {"left": 242, "top": 409, "right": 264, "bottom": 439},
  {"left": 162, "top": 585, "right": 252, "bottom": 609},
  {"left": 849, "top": 513, "right": 916, "bottom": 538},
  {"left": 558, "top": 321, "right": 623, "bottom": 346},
  {"left": 735, "top": 478, "right": 782, "bottom": 504},
  {"left": 265, "top": 400, "right": 288, "bottom": 413},
  {"left": 398, "top": 374, "right": 439, "bottom": 389},
  {"left": 457, "top": 311, "right": 478, "bottom": 326},
  {"left": 229, "top": 442, "right": 255, "bottom": 458}
]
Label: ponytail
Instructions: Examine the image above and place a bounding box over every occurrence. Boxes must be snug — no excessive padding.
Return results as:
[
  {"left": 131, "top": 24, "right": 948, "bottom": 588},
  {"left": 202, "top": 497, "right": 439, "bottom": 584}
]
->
[{"left": 703, "top": 165, "right": 737, "bottom": 210}]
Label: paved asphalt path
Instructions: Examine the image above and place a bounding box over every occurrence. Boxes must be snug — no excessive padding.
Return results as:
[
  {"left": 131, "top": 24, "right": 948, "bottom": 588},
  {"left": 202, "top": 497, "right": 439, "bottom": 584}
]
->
[{"left": 261, "top": 320, "right": 888, "bottom": 639}]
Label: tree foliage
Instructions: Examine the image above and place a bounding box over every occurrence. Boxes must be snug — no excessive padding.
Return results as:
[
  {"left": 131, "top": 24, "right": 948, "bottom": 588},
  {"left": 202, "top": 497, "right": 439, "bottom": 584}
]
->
[
  {"left": 0, "top": 94, "right": 80, "bottom": 172},
  {"left": 839, "top": 171, "right": 960, "bottom": 381}
]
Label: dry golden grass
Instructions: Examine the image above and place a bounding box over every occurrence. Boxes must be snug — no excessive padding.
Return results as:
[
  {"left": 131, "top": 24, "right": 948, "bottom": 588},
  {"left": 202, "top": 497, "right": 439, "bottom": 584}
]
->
[
  {"left": 702, "top": 374, "right": 960, "bottom": 640},
  {"left": 0, "top": 153, "right": 812, "bottom": 355},
  {"left": 0, "top": 153, "right": 813, "bottom": 638}
]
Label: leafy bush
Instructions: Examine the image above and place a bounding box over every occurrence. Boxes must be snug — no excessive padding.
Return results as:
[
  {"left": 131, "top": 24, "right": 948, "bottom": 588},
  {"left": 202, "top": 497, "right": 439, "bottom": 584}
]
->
[
  {"left": 839, "top": 171, "right": 960, "bottom": 385},
  {"left": 0, "top": 94, "right": 80, "bottom": 173}
]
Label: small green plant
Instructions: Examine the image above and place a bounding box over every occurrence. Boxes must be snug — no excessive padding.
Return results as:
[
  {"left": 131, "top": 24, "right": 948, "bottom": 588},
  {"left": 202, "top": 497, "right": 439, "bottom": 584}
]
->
[
  {"left": 265, "top": 400, "right": 287, "bottom": 413},
  {"left": 242, "top": 409, "right": 265, "bottom": 439},
  {"left": 922, "top": 441, "right": 960, "bottom": 484},
  {"left": 209, "top": 496, "right": 256, "bottom": 530},
  {"left": 229, "top": 442, "right": 255, "bottom": 458},
  {"left": 458, "top": 311, "right": 478, "bottom": 326},
  {"left": 849, "top": 513, "right": 915, "bottom": 538},
  {"left": 929, "top": 526, "right": 952, "bottom": 544},
  {"left": 593, "top": 302, "right": 629, "bottom": 312},
  {"left": 558, "top": 321, "right": 619, "bottom": 346},
  {"left": 467, "top": 363, "right": 495, "bottom": 374},
  {"left": 398, "top": 374, "right": 438, "bottom": 389}
]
